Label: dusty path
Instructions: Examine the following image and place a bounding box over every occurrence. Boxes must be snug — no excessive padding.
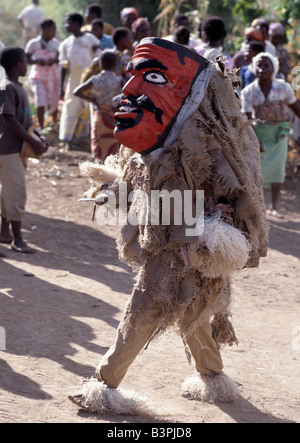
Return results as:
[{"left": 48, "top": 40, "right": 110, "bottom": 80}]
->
[{"left": 0, "top": 145, "right": 299, "bottom": 423}]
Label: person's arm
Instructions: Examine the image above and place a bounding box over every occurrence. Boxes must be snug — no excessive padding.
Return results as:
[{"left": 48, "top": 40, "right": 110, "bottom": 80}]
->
[
  {"left": 25, "top": 52, "right": 46, "bottom": 66},
  {"left": 47, "top": 52, "right": 59, "bottom": 66},
  {"left": 289, "top": 100, "right": 300, "bottom": 120},
  {"left": 3, "top": 115, "right": 48, "bottom": 156},
  {"left": 73, "top": 79, "right": 97, "bottom": 105},
  {"left": 284, "top": 81, "right": 300, "bottom": 119},
  {"left": 17, "top": 15, "right": 24, "bottom": 29},
  {"left": 60, "top": 67, "right": 67, "bottom": 100},
  {"left": 92, "top": 44, "right": 101, "bottom": 54},
  {"left": 58, "top": 42, "right": 69, "bottom": 99},
  {"left": 25, "top": 52, "right": 34, "bottom": 64},
  {"left": 91, "top": 35, "right": 101, "bottom": 57},
  {"left": 240, "top": 88, "right": 265, "bottom": 152}
]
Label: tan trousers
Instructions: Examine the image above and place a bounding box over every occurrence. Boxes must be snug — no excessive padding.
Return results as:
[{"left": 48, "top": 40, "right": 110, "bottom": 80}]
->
[
  {"left": 0, "top": 153, "right": 26, "bottom": 222},
  {"left": 96, "top": 285, "right": 224, "bottom": 389}
]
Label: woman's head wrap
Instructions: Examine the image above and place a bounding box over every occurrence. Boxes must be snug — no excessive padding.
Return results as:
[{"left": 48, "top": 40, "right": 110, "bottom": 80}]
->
[
  {"left": 244, "top": 26, "right": 264, "bottom": 42},
  {"left": 131, "top": 17, "right": 149, "bottom": 35},
  {"left": 252, "top": 51, "right": 279, "bottom": 79},
  {"left": 251, "top": 18, "right": 268, "bottom": 27},
  {"left": 269, "top": 22, "right": 285, "bottom": 36},
  {"left": 120, "top": 7, "right": 138, "bottom": 22}
]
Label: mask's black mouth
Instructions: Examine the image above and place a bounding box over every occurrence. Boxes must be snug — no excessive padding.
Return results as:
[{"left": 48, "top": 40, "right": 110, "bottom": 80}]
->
[
  {"left": 114, "top": 93, "right": 164, "bottom": 128},
  {"left": 115, "top": 106, "right": 144, "bottom": 131}
]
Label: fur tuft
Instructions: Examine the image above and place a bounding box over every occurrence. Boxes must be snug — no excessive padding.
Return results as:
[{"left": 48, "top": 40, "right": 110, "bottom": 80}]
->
[
  {"left": 182, "top": 372, "right": 240, "bottom": 403},
  {"left": 69, "top": 378, "right": 152, "bottom": 415},
  {"left": 79, "top": 161, "right": 121, "bottom": 185},
  {"left": 184, "top": 216, "right": 251, "bottom": 277}
]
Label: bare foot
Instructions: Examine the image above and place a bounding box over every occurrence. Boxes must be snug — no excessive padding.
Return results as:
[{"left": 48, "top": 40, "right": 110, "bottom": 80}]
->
[
  {"left": 0, "top": 235, "right": 13, "bottom": 244},
  {"left": 11, "top": 240, "right": 35, "bottom": 254}
]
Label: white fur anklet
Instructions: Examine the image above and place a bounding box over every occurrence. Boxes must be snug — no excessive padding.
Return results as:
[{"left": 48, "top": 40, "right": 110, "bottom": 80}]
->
[
  {"left": 69, "top": 377, "right": 152, "bottom": 415},
  {"left": 181, "top": 372, "right": 240, "bottom": 403}
]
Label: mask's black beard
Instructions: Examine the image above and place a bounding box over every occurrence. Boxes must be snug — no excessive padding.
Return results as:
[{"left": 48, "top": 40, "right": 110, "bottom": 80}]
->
[{"left": 113, "top": 93, "right": 164, "bottom": 125}]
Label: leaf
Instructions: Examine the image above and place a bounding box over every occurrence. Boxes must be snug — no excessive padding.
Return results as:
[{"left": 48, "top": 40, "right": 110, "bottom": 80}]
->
[{"left": 152, "top": 4, "right": 174, "bottom": 23}]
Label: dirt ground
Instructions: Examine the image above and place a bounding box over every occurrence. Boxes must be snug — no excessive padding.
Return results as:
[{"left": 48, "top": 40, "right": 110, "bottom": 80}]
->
[{"left": 0, "top": 134, "right": 299, "bottom": 424}]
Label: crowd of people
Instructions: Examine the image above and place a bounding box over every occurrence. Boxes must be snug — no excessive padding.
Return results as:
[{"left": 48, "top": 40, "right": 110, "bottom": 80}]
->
[
  {"left": 0, "top": 0, "right": 299, "bottom": 258},
  {"left": 0, "top": 1, "right": 298, "bottom": 415}
]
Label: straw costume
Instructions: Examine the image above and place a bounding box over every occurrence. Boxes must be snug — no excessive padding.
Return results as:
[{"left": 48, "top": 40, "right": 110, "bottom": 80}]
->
[{"left": 69, "top": 38, "right": 268, "bottom": 414}]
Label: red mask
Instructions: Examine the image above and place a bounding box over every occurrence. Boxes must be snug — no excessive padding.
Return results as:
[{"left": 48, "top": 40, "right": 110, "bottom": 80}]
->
[{"left": 114, "top": 37, "right": 208, "bottom": 154}]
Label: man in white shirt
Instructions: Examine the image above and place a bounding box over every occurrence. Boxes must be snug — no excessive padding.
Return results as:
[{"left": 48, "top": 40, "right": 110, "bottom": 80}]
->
[
  {"left": 17, "top": 0, "right": 44, "bottom": 47},
  {"left": 58, "top": 13, "right": 101, "bottom": 149}
]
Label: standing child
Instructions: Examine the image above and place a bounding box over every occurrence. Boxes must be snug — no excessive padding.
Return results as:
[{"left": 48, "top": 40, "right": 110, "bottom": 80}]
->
[
  {"left": 111, "top": 27, "right": 133, "bottom": 81},
  {"left": 197, "top": 16, "right": 227, "bottom": 62},
  {"left": 174, "top": 25, "right": 191, "bottom": 47},
  {"left": 0, "top": 47, "right": 48, "bottom": 253},
  {"left": 80, "top": 27, "right": 133, "bottom": 84},
  {"left": 73, "top": 51, "right": 124, "bottom": 161},
  {"left": 239, "top": 41, "right": 264, "bottom": 89},
  {"left": 91, "top": 19, "right": 114, "bottom": 51},
  {"left": 25, "top": 19, "right": 61, "bottom": 130},
  {"left": 131, "top": 17, "right": 152, "bottom": 49}
]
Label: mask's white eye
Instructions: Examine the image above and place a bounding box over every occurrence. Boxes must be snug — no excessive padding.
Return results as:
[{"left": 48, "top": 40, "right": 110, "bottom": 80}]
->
[{"left": 143, "top": 70, "right": 168, "bottom": 85}]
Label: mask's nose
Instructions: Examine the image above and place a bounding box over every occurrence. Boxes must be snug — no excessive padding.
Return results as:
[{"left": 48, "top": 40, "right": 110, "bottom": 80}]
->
[{"left": 122, "top": 74, "right": 143, "bottom": 97}]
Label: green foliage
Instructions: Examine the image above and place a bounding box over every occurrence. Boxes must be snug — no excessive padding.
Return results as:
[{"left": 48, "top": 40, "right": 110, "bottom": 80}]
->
[
  {"left": 280, "top": 0, "right": 300, "bottom": 23},
  {"left": 0, "top": 0, "right": 74, "bottom": 45},
  {"left": 230, "top": 0, "right": 266, "bottom": 25},
  {"left": 0, "top": 1, "right": 23, "bottom": 46},
  {"left": 1, "top": 0, "right": 300, "bottom": 50}
]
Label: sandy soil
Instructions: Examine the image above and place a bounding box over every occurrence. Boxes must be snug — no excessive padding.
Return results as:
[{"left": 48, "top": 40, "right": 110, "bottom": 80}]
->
[{"left": 0, "top": 136, "right": 299, "bottom": 424}]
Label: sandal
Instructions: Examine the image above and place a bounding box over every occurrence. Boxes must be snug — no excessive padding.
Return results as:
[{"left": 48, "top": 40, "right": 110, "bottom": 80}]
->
[
  {"left": 68, "top": 395, "right": 89, "bottom": 411},
  {"left": 11, "top": 242, "right": 35, "bottom": 254}
]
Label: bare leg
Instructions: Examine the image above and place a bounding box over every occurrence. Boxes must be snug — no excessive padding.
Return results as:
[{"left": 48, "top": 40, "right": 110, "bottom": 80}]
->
[
  {"left": 0, "top": 217, "right": 13, "bottom": 243},
  {"left": 52, "top": 109, "right": 58, "bottom": 125},
  {"left": 11, "top": 221, "right": 34, "bottom": 253},
  {"left": 271, "top": 183, "right": 282, "bottom": 210},
  {"left": 37, "top": 106, "right": 45, "bottom": 129}
]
